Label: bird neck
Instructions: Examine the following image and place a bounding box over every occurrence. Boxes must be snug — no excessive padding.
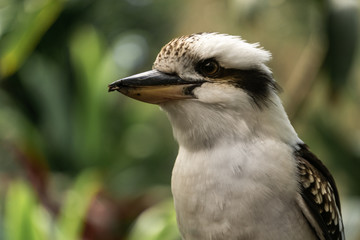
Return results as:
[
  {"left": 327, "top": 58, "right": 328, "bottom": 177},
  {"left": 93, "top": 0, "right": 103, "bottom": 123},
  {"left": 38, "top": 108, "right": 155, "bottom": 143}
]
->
[{"left": 161, "top": 94, "right": 300, "bottom": 151}]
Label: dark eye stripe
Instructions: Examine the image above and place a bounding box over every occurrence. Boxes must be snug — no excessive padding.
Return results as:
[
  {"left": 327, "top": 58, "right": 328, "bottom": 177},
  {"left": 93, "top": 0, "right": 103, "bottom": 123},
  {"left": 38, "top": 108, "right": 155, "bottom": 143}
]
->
[
  {"left": 226, "top": 69, "right": 280, "bottom": 108},
  {"left": 195, "top": 58, "right": 279, "bottom": 108}
]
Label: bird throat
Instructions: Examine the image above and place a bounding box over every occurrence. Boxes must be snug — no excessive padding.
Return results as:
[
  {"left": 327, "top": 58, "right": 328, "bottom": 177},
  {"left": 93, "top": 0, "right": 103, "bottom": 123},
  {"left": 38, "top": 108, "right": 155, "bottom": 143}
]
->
[{"left": 160, "top": 101, "right": 256, "bottom": 150}]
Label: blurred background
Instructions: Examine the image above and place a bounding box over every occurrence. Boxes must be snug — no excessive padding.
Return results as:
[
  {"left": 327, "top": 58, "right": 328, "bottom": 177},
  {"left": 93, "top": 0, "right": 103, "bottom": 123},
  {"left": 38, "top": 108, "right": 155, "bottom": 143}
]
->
[{"left": 0, "top": 0, "right": 359, "bottom": 239}]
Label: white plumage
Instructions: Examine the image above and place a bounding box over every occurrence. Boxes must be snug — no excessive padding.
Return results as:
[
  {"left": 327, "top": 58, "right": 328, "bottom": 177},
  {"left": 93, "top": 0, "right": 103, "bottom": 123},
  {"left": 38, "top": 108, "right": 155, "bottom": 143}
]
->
[{"left": 109, "top": 33, "right": 344, "bottom": 240}]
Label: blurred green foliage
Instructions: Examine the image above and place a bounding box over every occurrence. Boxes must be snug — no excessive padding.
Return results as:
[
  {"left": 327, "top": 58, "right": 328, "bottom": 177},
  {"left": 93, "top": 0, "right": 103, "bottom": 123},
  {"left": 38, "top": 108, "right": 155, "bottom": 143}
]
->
[
  {"left": 4, "top": 170, "right": 100, "bottom": 240},
  {"left": 128, "top": 199, "right": 180, "bottom": 240},
  {"left": 0, "top": 0, "right": 359, "bottom": 239}
]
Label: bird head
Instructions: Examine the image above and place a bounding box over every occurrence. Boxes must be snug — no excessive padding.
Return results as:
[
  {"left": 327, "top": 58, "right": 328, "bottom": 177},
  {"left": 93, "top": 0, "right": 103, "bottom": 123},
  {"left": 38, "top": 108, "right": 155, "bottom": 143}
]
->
[
  {"left": 109, "top": 33, "right": 298, "bottom": 148},
  {"left": 109, "top": 33, "right": 276, "bottom": 107}
]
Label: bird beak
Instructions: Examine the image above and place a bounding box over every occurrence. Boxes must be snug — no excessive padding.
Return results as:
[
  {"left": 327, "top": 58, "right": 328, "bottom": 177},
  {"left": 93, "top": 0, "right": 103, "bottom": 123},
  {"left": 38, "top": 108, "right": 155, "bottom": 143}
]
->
[{"left": 108, "top": 70, "right": 203, "bottom": 104}]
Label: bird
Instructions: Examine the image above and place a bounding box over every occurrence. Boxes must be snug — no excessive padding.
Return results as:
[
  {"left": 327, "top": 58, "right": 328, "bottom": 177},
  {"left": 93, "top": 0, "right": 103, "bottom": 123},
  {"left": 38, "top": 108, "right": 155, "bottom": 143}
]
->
[{"left": 108, "top": 33, "right": 345, "bottom": 240}]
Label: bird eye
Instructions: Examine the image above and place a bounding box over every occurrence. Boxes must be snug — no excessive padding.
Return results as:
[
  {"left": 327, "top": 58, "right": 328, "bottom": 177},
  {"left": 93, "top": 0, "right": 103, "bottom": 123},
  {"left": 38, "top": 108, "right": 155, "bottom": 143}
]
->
[{"left": 199, "top": 59, "right": 220, "bottom": 77}]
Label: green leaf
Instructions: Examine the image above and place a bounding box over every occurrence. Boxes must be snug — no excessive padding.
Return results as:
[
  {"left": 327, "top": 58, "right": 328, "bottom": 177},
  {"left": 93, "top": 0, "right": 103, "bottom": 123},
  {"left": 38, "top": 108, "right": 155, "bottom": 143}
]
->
[
  {"left": 128, "top": 198, "right": 180, "bottom": 240},
  {"left": 56, "top": 169, "right": 101, "bottom": 240},
  {"left": 0, "top": 0, "right": 64, "bottom": 78},
  {"left": 69, "top": 25, "right": 117, "bottom": 168},
  {"left": 4, "top": 180, "right": 50, "bottom": 240}
]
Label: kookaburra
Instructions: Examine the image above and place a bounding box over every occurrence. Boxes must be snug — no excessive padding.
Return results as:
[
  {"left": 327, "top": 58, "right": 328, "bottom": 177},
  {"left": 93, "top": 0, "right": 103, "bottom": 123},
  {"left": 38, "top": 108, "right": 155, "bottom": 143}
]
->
[{"left": 109, "top": 33, "right": 344, "bottom": 240}]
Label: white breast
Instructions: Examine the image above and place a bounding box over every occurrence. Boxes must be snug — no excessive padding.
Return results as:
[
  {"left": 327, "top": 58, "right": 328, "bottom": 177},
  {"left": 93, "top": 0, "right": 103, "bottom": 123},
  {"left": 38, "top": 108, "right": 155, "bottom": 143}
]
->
[{"left": 171, "top": 138, "right": 315, "bottom": 240}]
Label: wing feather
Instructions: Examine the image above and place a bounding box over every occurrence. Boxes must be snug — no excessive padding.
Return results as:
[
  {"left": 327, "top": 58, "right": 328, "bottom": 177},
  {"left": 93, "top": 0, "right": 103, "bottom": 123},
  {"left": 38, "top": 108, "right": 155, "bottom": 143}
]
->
[{"left": 295, "top": 144, "right": 345, "bottom": 240}]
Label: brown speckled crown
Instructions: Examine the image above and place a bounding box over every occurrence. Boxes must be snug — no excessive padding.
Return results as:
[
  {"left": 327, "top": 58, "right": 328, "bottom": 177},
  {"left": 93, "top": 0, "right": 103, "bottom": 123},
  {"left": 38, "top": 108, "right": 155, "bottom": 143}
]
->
[{"left": 153, "top": 34, "right": 203, "bottom": 73}]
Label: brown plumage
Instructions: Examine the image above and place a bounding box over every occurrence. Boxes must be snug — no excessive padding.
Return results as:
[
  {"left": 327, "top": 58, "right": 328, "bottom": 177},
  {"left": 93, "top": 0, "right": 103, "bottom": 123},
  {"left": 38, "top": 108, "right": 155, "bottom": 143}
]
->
[{"left": 296, "top": 144, "right": 344, "bottom": 240}]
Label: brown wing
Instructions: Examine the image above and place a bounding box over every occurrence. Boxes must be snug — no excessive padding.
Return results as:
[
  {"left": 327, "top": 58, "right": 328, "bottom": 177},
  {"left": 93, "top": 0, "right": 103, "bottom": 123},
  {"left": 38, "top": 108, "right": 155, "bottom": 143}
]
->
[{"left": 295, "top": 144, "right": 345, "bottom": 240}]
